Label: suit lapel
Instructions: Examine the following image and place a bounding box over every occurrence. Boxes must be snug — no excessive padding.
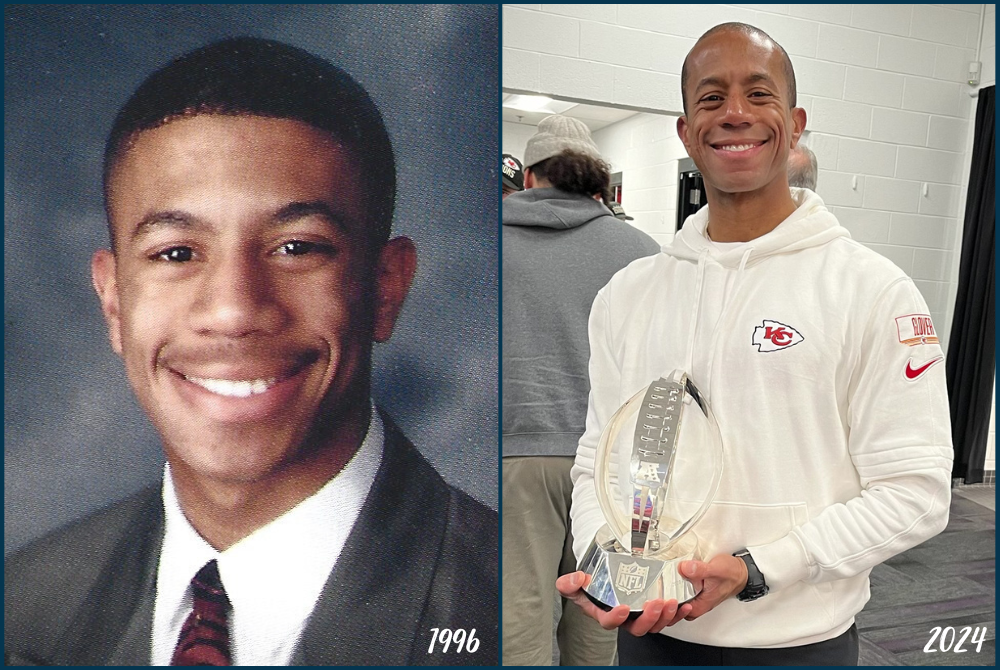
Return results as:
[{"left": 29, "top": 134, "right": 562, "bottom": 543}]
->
[
  {"left": 296, "top": 419, "right": 450, "bottom": 665},
  {"left": 51, "top": 490, "right": 163, "bottom": 666},
  {"left": 106, "top": 549, "right": 160, "bottom": 666}
]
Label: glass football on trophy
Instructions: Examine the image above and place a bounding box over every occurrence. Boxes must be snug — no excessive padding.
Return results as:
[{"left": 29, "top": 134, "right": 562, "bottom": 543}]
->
[{"left": 578, "top": 370, "right": 723, "bottom": 613}]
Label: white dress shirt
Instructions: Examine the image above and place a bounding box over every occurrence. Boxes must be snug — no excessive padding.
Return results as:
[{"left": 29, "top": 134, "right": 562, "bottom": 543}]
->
[{"left": 151, "top": 410, "right": 384, "bottom": 666}]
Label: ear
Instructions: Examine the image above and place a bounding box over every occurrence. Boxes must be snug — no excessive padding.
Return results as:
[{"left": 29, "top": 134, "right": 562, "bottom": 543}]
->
[
  {"left": 790, "top": 107, "right": 807, "bottom": 148},
  {"left": 676, "top": 115, "right": 693, "bottom": 155},
  {"left": 372, "top": 236, "right": 417, "bottom": 343},
  {"left": 91, "top": 249, "right": 123, "bottom": 355},
  {"left": 523, "top": 167, "right": 536, "bottom": 190}
]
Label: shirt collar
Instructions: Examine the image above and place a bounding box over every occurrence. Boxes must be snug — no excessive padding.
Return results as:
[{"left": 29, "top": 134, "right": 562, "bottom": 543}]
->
[{"left": 153, "top": 407, "right": 384, "bottom": 665}]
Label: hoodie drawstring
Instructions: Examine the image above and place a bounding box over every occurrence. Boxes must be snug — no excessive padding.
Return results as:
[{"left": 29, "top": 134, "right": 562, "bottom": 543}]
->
[
  {"left": 682, "top": 249, "right": 709, "bottom": 374},
  {"left": 737, "top": 246, "right": 753, "bottom": 274},
  {"left": 704, "top": 246, "right": 755, "bottom": 388}
]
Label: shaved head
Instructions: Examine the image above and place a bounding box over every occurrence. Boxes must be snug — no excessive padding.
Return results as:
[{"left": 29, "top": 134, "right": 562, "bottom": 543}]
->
[{"left": 681, "top": 22, "right": 796, "bottom": 115}]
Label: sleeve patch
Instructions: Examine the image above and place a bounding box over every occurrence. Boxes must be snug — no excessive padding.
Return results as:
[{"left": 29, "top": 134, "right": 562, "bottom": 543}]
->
[{"left": 895, "top": 314, "right": 938, "bottom": 346}]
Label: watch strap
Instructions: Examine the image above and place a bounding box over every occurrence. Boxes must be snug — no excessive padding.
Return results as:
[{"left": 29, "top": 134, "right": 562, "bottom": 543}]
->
[{"left": 734, "top": 549, "right": 769, "bottom": 602}]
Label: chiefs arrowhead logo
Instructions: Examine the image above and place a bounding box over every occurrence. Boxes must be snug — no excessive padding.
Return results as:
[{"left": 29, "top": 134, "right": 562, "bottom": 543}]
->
[
  {"left": 752, "top": 320, "right": 804, "bottom": 352},
  {"left": 904, "top": 356, "right": 943, "bottom": 381}
]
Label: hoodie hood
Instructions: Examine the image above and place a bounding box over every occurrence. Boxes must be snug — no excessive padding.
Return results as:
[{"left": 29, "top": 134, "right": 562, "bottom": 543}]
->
[
  {"left": 502, "top": 187, "right": 616, "bottom": 231},
  {"left": 667, "top": 188, "right": 850, "bottom": 267}
]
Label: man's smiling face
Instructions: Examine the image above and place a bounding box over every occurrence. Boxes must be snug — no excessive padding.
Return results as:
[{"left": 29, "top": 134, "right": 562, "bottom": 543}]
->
[
  {"left": 94, "top": 114, "right": 412, "bottom": 485},
  {"left": 677, "top": 29, "right": 805, "bottom": 198}
]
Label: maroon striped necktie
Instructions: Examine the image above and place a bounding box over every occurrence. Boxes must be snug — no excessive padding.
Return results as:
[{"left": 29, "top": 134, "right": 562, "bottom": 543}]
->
[{"left": 170, "top": 559, "right": 232, "bottom": 666}]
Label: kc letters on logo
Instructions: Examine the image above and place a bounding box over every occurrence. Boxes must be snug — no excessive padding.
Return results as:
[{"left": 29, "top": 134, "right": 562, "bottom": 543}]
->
[
  {"left": 616, "top": 562, "right": 649, "bottom": 595},
  {"left": 752, "top": 319, "right": 804, "bottom": 352}
]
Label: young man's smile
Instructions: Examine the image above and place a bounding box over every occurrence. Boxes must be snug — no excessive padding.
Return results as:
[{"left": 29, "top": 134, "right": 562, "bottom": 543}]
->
[
  {"left": 93, "top": 114, "right": 415, "bottom": 484},
  {"left": 164, "top": 347, "right": 321, "bottom": 422}
]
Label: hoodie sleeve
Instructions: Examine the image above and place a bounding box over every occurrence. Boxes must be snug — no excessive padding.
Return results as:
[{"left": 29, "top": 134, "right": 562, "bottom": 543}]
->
[
  {"left": 750, "top": 277, "right": 954, "bottom": 592},
  {"left": 570, "top": 291, "right": 620, "bottom": 564}
]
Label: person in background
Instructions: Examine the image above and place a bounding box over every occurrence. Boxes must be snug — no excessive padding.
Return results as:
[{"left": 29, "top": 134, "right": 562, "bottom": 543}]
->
[
  {"left": 787, "top": 143, "right": 818, "bottom": 191},
  {"left": 609, "top": 201, "right": 635, "bottom": 222},
  {"left": 503, "top": 153, "right": 525, "bottom": 199},
  {"left": 502, "top": 114, "right": 659, "bottom": 665}
]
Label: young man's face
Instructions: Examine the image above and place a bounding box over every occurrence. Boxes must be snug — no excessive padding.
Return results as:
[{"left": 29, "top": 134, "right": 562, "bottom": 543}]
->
[
  {"left": 94, "top": 115, "right": 414, "bottom": 485},
  {"left": 677, "top": 30, "right": 805, "bottom": 198}
]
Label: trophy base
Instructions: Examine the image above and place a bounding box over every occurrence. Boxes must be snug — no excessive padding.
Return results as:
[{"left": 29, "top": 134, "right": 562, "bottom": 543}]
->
[{"left": 578, "top": 526, "right": 698, "bottom": 613}]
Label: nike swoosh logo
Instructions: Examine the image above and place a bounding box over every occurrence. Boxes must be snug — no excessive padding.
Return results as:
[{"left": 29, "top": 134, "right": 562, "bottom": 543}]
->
[{"left": 904, "top": 356, "right": 943, "bottom": 380}]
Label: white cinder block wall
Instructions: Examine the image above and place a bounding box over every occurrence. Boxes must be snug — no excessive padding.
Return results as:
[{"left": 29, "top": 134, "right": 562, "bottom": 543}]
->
[
  {"left": 591, "top": 114, "right": 686, "bottom": 246},
  {"left": 502, "top": 121, "right": 536, "bottom": 161},
  {"left": 503, "top": 3, "right": 993, "bottom": 358}
]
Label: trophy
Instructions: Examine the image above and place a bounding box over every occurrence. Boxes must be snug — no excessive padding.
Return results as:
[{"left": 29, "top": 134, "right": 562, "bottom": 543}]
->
[{"left": 578, "top": 370, "right": 723, "bottom": 613}]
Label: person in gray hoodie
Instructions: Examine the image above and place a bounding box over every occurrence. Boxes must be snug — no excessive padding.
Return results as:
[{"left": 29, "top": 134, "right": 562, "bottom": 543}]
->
[{"left": 502, "top": 114, "right": 660, "bottom": 665}]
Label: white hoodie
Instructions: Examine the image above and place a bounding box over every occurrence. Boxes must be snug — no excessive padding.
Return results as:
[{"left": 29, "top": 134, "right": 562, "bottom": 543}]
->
[{"left": 571, "top": 189, "right": 953, "bottom": 648}]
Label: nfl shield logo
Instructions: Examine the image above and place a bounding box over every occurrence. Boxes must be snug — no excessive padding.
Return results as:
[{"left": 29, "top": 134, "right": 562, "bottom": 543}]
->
[{"left": 616, "top": 561, "right": 649, "bottom": 595}]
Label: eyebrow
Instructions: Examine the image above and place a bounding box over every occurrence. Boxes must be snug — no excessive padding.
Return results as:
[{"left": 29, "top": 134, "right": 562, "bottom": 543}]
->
[
  {"left": 272, "top": 201, "right": 349, "bottom": 233},
  {"left": 131, "top": 200, "right": 349, "bottom": 242},
  {"left": 132, "top": 210, "right": 204, "bottom": 241},
  {"left": 695, "top": 72, "right": 775, "bottom": 93}
]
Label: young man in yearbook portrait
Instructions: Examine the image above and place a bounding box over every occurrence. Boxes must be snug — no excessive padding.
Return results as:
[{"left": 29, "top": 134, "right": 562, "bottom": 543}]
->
[{"left": 5, "top": 33, "right": 497, "bottom": 667}]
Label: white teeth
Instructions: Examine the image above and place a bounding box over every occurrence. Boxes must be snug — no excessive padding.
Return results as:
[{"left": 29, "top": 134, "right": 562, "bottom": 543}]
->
[
  {"left": 185, "top": 376, "right": 278, "bottom": 398},
  {"left": 720, "top": 144, "right": 757, "bottom": 152}
]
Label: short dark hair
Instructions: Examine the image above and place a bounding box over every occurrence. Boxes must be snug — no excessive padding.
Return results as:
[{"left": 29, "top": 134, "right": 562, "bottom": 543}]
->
[
  {"left": 681, "top": 22, "right": 797, "bottom": 115},
  {"left": 528, "top": 150, "right": 611, "bottom": 199},
  {"left": 103, "top": 36, "right": 395, "bottom": 250}
]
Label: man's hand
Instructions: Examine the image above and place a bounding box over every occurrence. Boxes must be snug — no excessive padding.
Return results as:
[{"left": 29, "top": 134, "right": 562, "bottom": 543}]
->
[
  {"left": 555, "top": 571, "right": 693, "bottom": 636},
  {"left": 659, "top": 554, "right": 749, "bottom": 625}
]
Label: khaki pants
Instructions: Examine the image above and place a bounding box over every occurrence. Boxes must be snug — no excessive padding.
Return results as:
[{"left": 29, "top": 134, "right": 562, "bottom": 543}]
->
[{"left": 502, "top": 456, "right": 617, "bottom": 666}]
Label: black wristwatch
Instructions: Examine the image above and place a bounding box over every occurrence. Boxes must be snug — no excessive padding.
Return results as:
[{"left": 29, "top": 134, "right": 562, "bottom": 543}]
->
[{"left": 733, "top": 549, "right": 769, "bottom": 602}]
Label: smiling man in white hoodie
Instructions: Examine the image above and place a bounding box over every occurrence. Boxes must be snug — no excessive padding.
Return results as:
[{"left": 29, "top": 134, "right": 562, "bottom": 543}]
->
[{"left": 557, "top": 22, "right": 953, "bottom": 666}]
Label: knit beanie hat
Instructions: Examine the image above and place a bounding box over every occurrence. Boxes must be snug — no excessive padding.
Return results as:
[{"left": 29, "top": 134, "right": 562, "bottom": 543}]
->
[{"left": 523, "top": 114, "right": 602, "bottom": 168}]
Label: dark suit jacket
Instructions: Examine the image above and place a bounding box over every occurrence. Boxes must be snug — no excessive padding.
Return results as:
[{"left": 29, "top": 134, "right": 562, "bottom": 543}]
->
[{"left": 4, "top": 417, "right": 498, "bottom": 666}]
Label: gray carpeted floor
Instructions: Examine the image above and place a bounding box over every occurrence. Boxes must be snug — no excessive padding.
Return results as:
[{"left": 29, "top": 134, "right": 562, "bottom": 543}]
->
[
  {"left": 857, "top": 486, "right": 995, "bottom": 666},
  {"left": 954, "top": 486, "right": 996, "bottom": 511}
]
